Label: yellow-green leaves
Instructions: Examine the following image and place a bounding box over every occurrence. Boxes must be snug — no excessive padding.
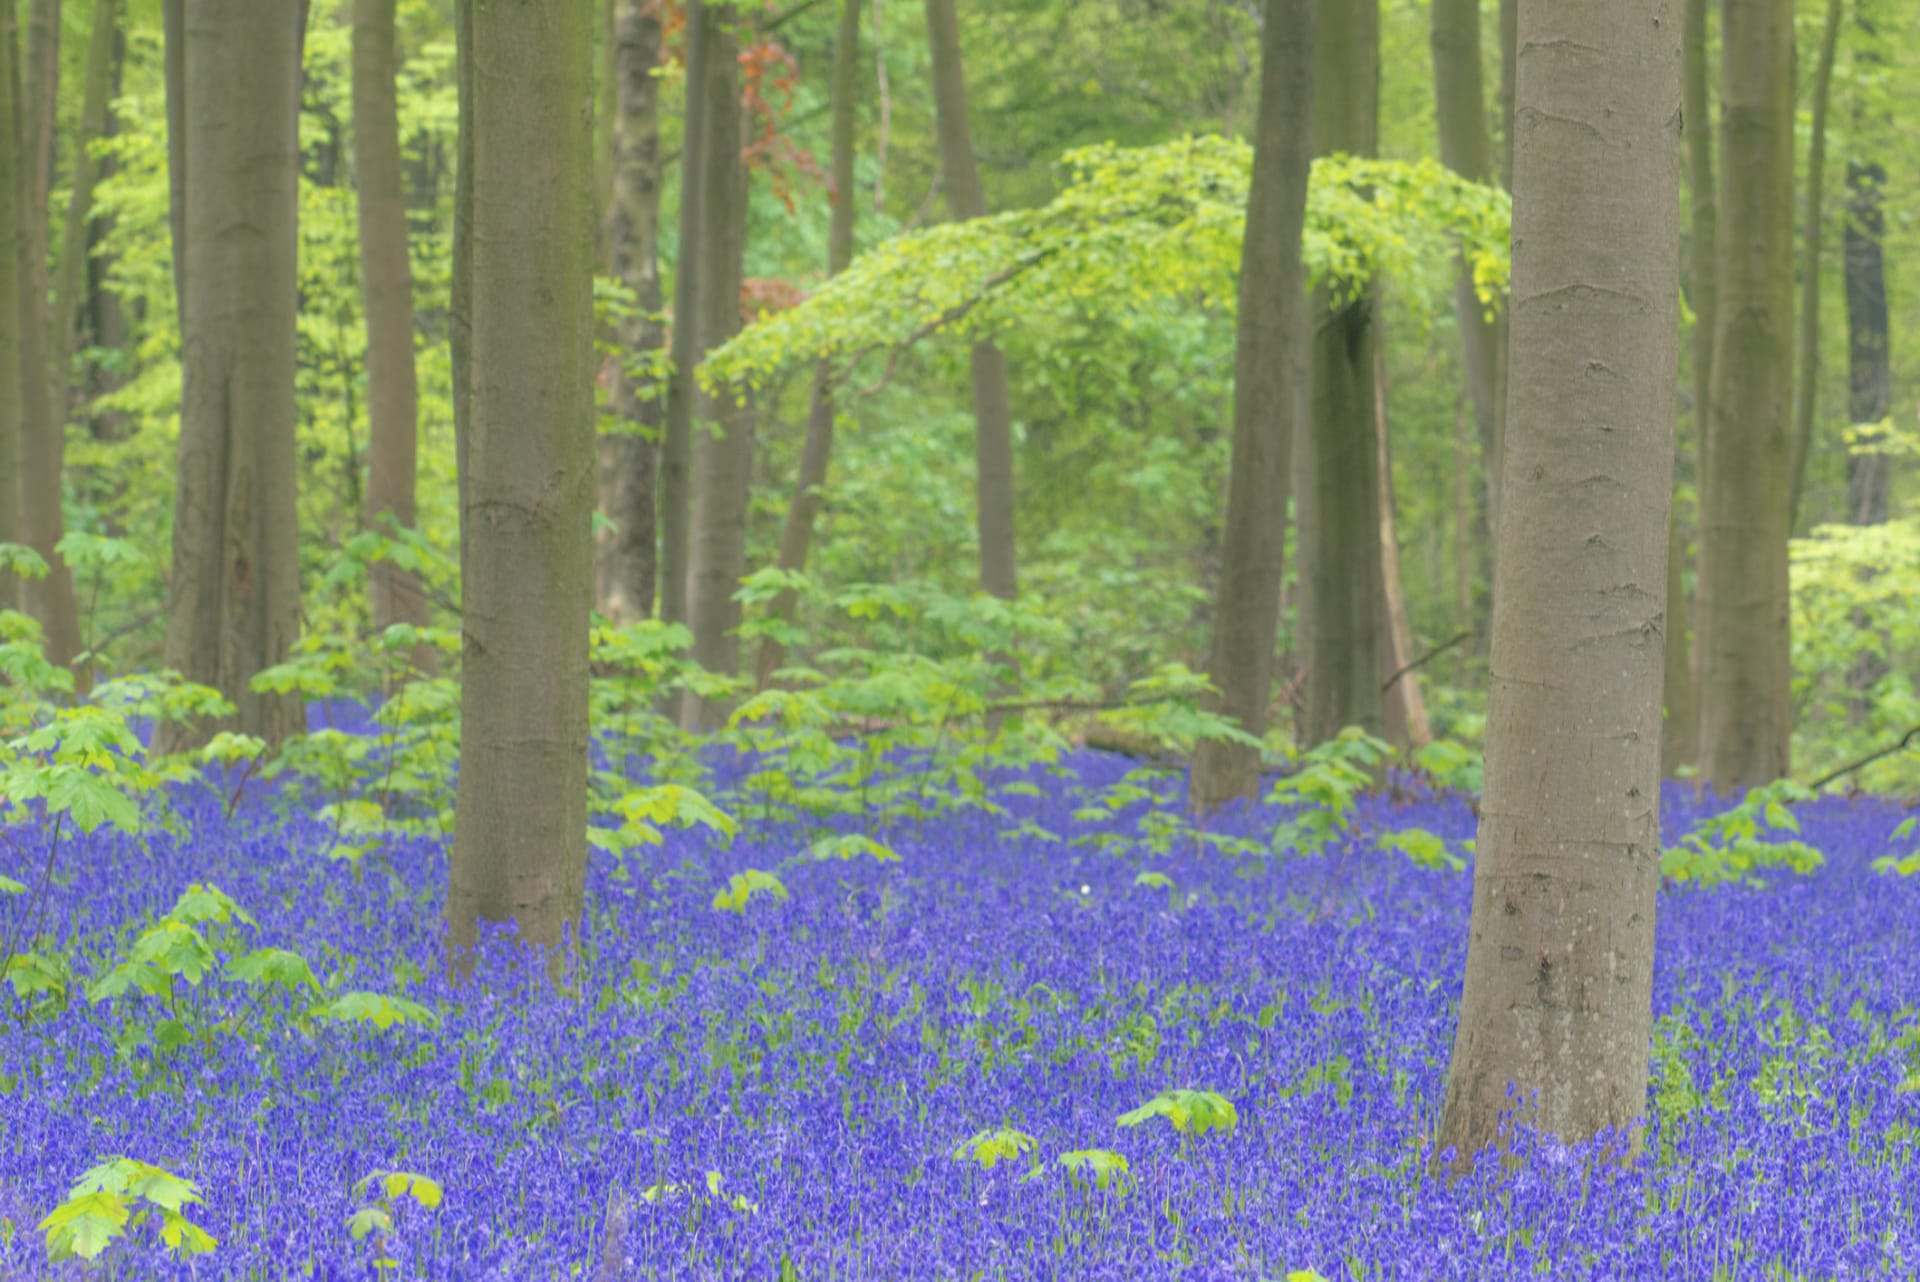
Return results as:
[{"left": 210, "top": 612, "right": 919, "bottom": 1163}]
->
[
  {"left": 953, "top": 1126, "right": 1039, "bottom": 1171},
  {"left": 315, "top": 991, "right": 440, "bottom": 1030},
  {"left": 39, "top": 1157, "right": 217, "bottom": 1264},
  {"left": 1118, "top": 1088, "right": 1239, "bottom": 1139},
  {"left": 711, "top": 869, "right": 790, "bottom": 914}
]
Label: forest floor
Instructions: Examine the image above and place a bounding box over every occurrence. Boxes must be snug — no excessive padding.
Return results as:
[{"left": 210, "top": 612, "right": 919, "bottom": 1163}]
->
[{"left": 2, "top": 743, "right": 1918, "bottom": 1280}]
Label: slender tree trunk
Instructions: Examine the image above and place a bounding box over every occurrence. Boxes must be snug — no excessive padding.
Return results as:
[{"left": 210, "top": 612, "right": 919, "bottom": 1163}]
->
[
  {"left": 449, "top": 0, "right": 596, "bottom": 969},
  {"left": 162, "top": 0, "right": 187, "bottom": 319},
  {"left": 683, "top": 5, "right": 752, "bottom": 727},
  {"left": 158, "top": 0, "right": 306, "bottom": 750},
  {"left": 0, "top": 11, "right": 21, "bottom": 609},
  {"left": 1188, "top": 0, "right": 1316, "bottom": 812},
  {"left": 1375, "top": 345, "right": 1429, "bottom": 748},
  {"left": 1438, "top": 0, "right": 1679, "bottom": 1166},
  {"left": 757, "top": 0, "right": 862, "bottom": 687},
  {"left": 1297, "top": 0, "right": 1383, "bottom": 748},
  {"left": 1842, "top": 13, "right": 1889, "bottom": 528},
  {"left": 1496, "top": 0, "right": 1515, "bottom": 188},
  {"left": 353, "top": 0, "right": 431, "bottom": 666},
  {"left": 924, "top": 0, "right": 1016, "bottom": 609},
  {"left": 1698, "top": 0, "right": 1795, "bottom": 792},
  {"left": 1665, "top": 0, "right": 1714, "bottom": 774},
  {"left": 658, "top": 0, "right": 709, "bottom": 630},
  {"left": 595, "top": 0, "right": 664, "bottom": 624},
  {"left": 451, "top": 0, "right": 472, "bottom": 579},
  {"left": 1788, "top": 0, "right": 1843, "bottom": 528},
  {"left": 16, "top": 0, "right": 83, "bottom": 668},
  {"left": 51, "top": 0, "right": 118, "bottom": 430},
  {"left": 1430, "top": 0, "right": 1505, "bottom": 545}
]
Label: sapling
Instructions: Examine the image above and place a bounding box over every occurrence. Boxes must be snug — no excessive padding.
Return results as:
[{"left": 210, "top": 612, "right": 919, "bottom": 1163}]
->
[
  {"left": 38, "top": 1157, "right": 218, "bottom": 1265},
  {"left": 348, "top": 1169, "right": 443, "bottom": 1278}
]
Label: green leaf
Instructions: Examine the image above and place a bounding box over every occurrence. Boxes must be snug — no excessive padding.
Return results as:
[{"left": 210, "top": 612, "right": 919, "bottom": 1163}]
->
[
  {"left": 1117, "top": 1088, "right": 1238, "bottom": 1139},
  {"left": 1133, "top": 871, "right": 1174, "bottom": 890},
  {"left": 39, "top": 1190, "right": 128, "bottom": 1261},
  {"left": 952, "top": 1126, "right": 1038, "bottom": 1171},
  {"left": 711, "top": 869, "right": 789, "bottom": 914},
  {"left": 316, "top": 991, "right": 440, "bottom": 1030},
  {"left": 0, "top": 874, "right": 25, "bottom": 895},
  {"left": 346, "top": 1206, "right": 391, "bottom": 1241},
  {"left": 226, "top": 947, "right": 321, "bottom": 993},
  {"left": 1057, "top": 1148, "right": 1131, "bottom": 1191},
  {"left": 802, "top": 833, "right": 901, "bottom": 865}
]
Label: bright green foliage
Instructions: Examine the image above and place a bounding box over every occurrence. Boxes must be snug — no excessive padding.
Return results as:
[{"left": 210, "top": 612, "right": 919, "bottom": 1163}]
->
[
  {"left": 1376, "top": 827, "right": 1465, "bottom": 873},
  {"left": 704, "top": 139, "right": 1509, "bottom": 391},
  {"left": 1134, "top": 871, "right": 1174, "bottom": 890},
  {"left": 711, "top": 869, "right": 791, "bottom": 915},
  {"left": 1662, "top": 781, "right": 1827, "bottom": 889},
  {"left": 1411, "top": 737, "right": 1483, "bottom": 795},
  {"left": 1117, "top": 1088, "right": 1238, "bottom": 1139},
  {"left": 348, "top": 1169, "right": 443, "bottom": 1276},
  {"left": 1267, "top": 729, "right": 1394, "bottom": 858},
  {"left": 953, "top": 1126, "right": 1040, "bottom": 1171},
  {"left": 38, "top": 1157, "right": 218, "bottom": 1264},
  {"left": 1057, "top": 1148, "right": 1132, "bottom": 1194},
  {"left": 316, "top": 991, "right": 440, "bottom": 1031},
  {"left": 800, "top": 833, "right": 902, "bottom": 865},
  {"left": 590, "top": 784, "right": 738, "bottom": 857},
  {"left": 1871, "top": 817, "right": 1920, "bottom": 876}
]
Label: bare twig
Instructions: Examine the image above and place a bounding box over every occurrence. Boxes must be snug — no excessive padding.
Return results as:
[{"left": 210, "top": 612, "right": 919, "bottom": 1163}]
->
[
  {"left": 1381, "top": 631, "right": 1473, "bottom": 695},
  {"left": 1807, "top": 723, "right": 1920, "bottom": 791}
]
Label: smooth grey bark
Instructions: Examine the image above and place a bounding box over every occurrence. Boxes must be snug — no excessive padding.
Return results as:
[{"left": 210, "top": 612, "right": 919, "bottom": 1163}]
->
[
  {"left": 658, "top": 0, "right": 709, "bottom": 630},
  {"left": 1788, "top": 0, "right": 1843, "bottom": 529},
  {"left": 925, "top": 0, "right": 1017, "bottom": 609},
  {"left": 756, "top": 0, "right": 862, "bottom": 688},
  {"left": 0, "top": 9, "right": 21, "bottom": 608},
  {"left": 1698, "top": 0, "right": 1795, "bottom": 792},
  {"left": 1375, "top": 344, "right": 1430, "bottom": 747},
  {"left": 683, "top": 6, "right": 752, "bottom": 728},
  {"left": 1188, "top": 0, "right": 1316, "bottom": 812},
  {"left": 1438, "top": 0, "right": 1679, "bottom": 1166},
  {"left": 1430, "top": 0, "right": 1506, "bottom": 545},
  {"left": 595, "top": 0, "right": 664, "bottom": 624},
  {"left": 353, "top": 0, "right": 431, "bottom": 662},
  {"left": 162, "top": 0, "right": 186, "bottom": 319},
  {"left": 17, "top": 0, "right": 83, "bottom": 668},
  {"left": 158, "top": 0, "right": 306, "bottom": 750},
  {"left": 1296, "top": 0, "right": 1383, "bottom": 749},
  {"left": 1665, "top": 0, "right": 1715, "bottom": 774},
  {"left": 449, "top": 0, "right": 596, "bottom": 968}
]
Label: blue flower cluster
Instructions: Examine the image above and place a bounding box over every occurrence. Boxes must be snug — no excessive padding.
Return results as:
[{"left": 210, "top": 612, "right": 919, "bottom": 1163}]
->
[{"left": 3, "top": 748, "right": 1918, "bottom": 1280}]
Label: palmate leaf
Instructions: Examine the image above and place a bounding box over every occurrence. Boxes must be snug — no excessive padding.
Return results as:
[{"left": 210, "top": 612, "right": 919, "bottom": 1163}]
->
[
  {"left": 952, "top": 1126, "right": 1038, "bottom": 1171},
  {"left": 166, "top": 883, "right": 257, "bottom": 928},
  {"left": 1117, "top": 1088, "right": 1239, "bottom": 1139},
  {"left": 226, "top": 947, "right": 321, "bottom": 993},
  {"left": 354, "top": 1169, "right": 444, "bottom": 1210},
  {"left": 316, "top": 991, "right": 440, "bottom": 1030},
  {"left": 1058, "top": 1148, "right": 1131, "bottom": 1191},
  {"left": 39, "top": 1190, "right": 129, "bottom": 1261},
  {"left": 711, "top": 869, "right": 789, "bottom": 914},
  {"left": 801, "top": 834, "right": 901, "bottom": 865}
]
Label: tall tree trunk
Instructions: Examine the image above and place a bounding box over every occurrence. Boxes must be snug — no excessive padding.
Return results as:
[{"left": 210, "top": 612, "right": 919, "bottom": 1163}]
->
[
  {"left": 451, "top": 0, "right": 472, "bottom": 579},
  {"left": 1698, "top": 0, "right": 1795, "bottom": 792},
  {"left": 162, "top": 0, "right": 187, "bottom": 319},
  {"left": 595, "top": 0, "right": 664, "bottom": 624},
  {"left": 658, "top": 0, "right": 709, "bottom": 630},
  {"left": 924, "top": 0, "right": 1016, "bottom": 610},
  {"left": 1788, "top": 0, "right": 1844, "bottom": 528},
  {"left": 353, "top": 0, "right": 430, "bottom": 665},
  {"left": 157, "top": 0, "right": 306, "bottom": 750},
  {"left": 1375, "top": 344, "right": 1430, "bottom": 748},
  {"left": 683, "top": 6, "right": 752, "bottom": 728},
  {"left": 1188, "top": 0, "right": 1316, "bottom": 812},
  {"left": 0, "top": 10, "right": 21, "bottom": 609},
  {"left": 1297, "top": 0, "right": 1383, "bottom": 748},
  {"left": 1496, "top": 0, "right": 1515, "bottom": 188},
  {"left": 16, "top": 0, "right": 83, "bottom": 668},
  {"left": 1842, "top": 15, "right": 1889, "bottom": 528},
  {"left": 757, "top": 0, "right": 862, "bottom": 688},
  {"left": 1430, "top": 0, "right": 1505, "bottom": 546},
  {"left": 1438, "top": 0, "right": 1679, "bottom": 1166},
  {"left": 51, "top": 0, "right": 118, "bottom": 431},
  {"left": 1665, "top": 0, "right": 1715, "bottom": 774},
  {"left": 448, "top": 0, "right": 595, "bottom": 969}
]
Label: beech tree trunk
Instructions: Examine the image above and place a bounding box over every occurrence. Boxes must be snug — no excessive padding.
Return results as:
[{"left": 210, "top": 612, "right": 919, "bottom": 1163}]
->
[
  {"left": 1665, "top": 0, "right": 1715, "bottom": 774},
  {"left": 1842, "top": 12, "right": 1890, "bottom": 528},
  {"left": 658, "top": 0, "right": 709, "bottom": 630},
  {"left": 1788, "top": 0, "right": 1844, "bottom": 528},
  {"left": 1698, "top": 0, "right": 1795, "bottom": 792},
  {"left": 0, "top": 10, "right": 21, "bottom": 609},
  {"left": 158, "top": 0, "right": 306, "bottom": 750},
  {"left": 449, "top": 0, "right": 596, "bottom": 967},
  {"left": 51, "top": 0, "right": 118, "bottom": 430},
  {"left": 596, "top": 0, "right": 664, "bottom": 624},
  {"left": 1375, "top": 346, "right": 1430, "bottom": 748},
  {"left": 353, "top": 0, "right": 431, "bottom": 662},
  {"left": 1187, "top": 0, "right": 1316, "bottom": 812},
  {"left": 1297, "top": 0, "right": 1383, "bottom": 748},
  {"left": 16, "top": 0, "right": 83, "bottom": 668},
  {"left": 1430, "top": 0, "right": 1505, "bottom": 546},
  {"left": 683, "top": 5, "right": 753, "bottom": 727},
  {"left": 924, "top": 0, "right": 1017, "bottom": 609},
  {"left": 757, "top": 0, "right": 863, "bottom": 688},
  {"left": 1438, "top": 0, "right": 1679, "bottom": 1165}
]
